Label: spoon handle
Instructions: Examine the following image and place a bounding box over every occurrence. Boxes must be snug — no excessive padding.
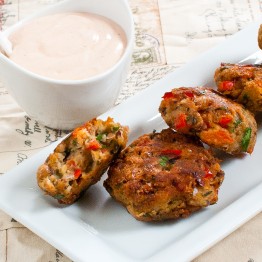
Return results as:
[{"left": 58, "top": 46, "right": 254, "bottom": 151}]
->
[{"left": 0, "top": 32, "right": 12, "bottom": 56}]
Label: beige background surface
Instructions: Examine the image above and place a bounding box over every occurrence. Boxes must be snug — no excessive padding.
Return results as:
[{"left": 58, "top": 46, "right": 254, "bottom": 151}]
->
[{"left": 0, "top": 0, "right": 261, "bottom": 261}]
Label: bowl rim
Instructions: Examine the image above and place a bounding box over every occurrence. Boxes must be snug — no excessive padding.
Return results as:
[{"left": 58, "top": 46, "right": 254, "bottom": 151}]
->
[{"left": 0, "top": 0, "right": 134, "bottom": 85}]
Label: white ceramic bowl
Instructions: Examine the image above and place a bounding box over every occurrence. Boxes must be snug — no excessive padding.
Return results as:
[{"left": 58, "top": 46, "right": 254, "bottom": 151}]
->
[{"left": 0, "top": 0, "right": 134, "bottom": 130}]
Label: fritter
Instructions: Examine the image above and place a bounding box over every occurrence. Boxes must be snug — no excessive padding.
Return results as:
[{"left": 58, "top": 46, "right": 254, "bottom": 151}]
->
[
  {"left": 159, "top": 87, "right": 257, "bottom": 154},
  {"left": 214, "top": 63, "right": 262, "bottom": 113},
  {"left": 258, "top": 24, "right": 262, "bottom": 49},
  {"left": 104, "top": 128, "right": 224, "bottom": 222},
  {"left": 37, "top": 117, "right": 129, "bottom": 204}
]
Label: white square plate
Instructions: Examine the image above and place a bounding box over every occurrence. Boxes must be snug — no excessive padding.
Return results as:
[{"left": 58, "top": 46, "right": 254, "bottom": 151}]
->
[{"left": 0, "top": 20, "right": 262, "bottom": 262}]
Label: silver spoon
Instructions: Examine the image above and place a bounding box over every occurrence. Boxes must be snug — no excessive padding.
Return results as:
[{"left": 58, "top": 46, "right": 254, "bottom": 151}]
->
[{"left": 0, "top": 32, "right": 12, "bottom": 57}]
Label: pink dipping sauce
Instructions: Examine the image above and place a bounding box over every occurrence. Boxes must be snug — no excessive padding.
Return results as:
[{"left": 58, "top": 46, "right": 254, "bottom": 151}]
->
[{"left": 8, "top": 12, "right": 127, "bottom": 80}]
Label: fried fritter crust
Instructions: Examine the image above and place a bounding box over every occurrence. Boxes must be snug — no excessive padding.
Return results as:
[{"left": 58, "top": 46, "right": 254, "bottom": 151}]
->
[
  {"left": 214, "top": 63, "right": 262, "bottom": 113},
  {"left": 159, "top": 87, "right": 257, "bottom": 154},
  {"left": 37, "top": 117, "right": 128, "bottom": 204},
  {"left": 258, "top": 24, "right": 262, "bottom": 50},
  {"left": 104, "top": 128, "right": 224, "bottom": 222}
]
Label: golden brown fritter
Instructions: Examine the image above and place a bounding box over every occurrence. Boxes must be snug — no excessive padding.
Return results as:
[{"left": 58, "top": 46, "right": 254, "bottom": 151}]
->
[
  {"left": 37, "top": 117, "right": 129, "bottom": 204},
  {"left": 214, "top": 63, "right": 262, "bottom": 113},
  {"left": 258, "top": 24, "right": 262, "bottom": 49},
  {"left": 159, "top": 87, "right": 257, "bottom": 155},
  {"left": 104, "top": 128, "right": 224, "bottom": 222}
]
